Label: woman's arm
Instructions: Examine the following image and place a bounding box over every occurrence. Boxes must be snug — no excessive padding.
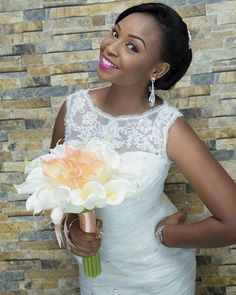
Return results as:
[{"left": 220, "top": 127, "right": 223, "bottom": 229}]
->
[
  {"left": 50, "top": 101, "right": 66, "bottom": 149},
  {"left": 162, "top": 117, "right": 236, "bottom": 248}
]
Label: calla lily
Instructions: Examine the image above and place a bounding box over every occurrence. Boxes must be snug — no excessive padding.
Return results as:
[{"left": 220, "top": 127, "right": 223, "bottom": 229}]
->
[
  {"left": 49, "top": 182, "right": 107, "bottom": 224},
  {"left": 14, "top": 167, "right": 53, "bottom": 194},
  {"left": 65, "top": 145, "right": 97, "bottom": 165},
  {"left": 25, "top": 186, "right": 70, "bottom": 215},
  {"left": 24, "top": 157, "right": 41, "bottom": 174},
  {"left": 24, "top": 142, "right": 65, "bottom": 175},
  {"left": 60, "top": 199, "right": 84, "bottom": 214},
  {"left": 26, "top": 192, "right": 43, "bottom": 214},
  {"left": 41, "top": 158, "right": 73, "bottom": 185},
  {"left": 49, "top": 140, "right": 65, "bottom": 157},
  {"left": 65, "top": 145, "right": 107, "bottom": 186},
  {"left": 104, "top": 179, "right": 132, "bottom": 205},
  {"left": 40, "top": 145, "right": 107, "bottom": 190},
  {"left": 51, "top": 207, "right": 64, "bottom": 225},
  {"left": 70, "top": 182, "right": 106, "bottom": 209},
  {"left": 86, "top": 139, "right": 120, "bottom": 170},
  {"left": 94, "top": 144, "right": 120, "bottom": 170}
]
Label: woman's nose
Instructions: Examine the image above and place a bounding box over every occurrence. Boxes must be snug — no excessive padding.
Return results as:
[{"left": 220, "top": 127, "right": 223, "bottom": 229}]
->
[{"left": 105, "top": 39, "right": 120, "bottom": 57}]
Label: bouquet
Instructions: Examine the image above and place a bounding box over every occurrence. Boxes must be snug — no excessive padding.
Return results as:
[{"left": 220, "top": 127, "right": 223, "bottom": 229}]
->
[{"left": 14, "top": 138, "right": 137, "bottom": 278}]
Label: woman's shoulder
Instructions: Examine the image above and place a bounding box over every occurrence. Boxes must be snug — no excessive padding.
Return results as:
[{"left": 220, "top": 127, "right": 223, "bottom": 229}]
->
[
  {"left": 162, "top": 101, "right": 183, "bottom": 116},
  {"left": 154, "top": 100, "right": 184, "bottom": 130}
]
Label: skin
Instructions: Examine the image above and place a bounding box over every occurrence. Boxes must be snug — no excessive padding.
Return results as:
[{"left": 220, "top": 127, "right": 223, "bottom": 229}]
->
[{"left": 50, "top": 13, "right": 236, "bottom": 256}]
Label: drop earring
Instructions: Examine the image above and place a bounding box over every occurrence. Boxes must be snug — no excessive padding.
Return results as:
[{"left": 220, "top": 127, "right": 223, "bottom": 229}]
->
[{"left": 149, "top": 77, "right": 156, "bottom": 107}]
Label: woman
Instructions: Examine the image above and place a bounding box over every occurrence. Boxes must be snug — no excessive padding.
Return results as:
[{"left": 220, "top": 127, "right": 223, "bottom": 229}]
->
[{"left": 50, "top": 3, "right": 236, "bottom": 295}]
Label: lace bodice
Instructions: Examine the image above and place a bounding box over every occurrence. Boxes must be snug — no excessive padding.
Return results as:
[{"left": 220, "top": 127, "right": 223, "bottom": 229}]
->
[{"left": 65, "top": 89, "right": 182, "bottom": 163}]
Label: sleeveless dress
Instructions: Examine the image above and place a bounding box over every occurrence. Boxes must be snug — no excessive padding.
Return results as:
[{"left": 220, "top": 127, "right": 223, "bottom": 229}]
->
[{"left": 65, "top": 89, "right": 196, "bottom": 295}]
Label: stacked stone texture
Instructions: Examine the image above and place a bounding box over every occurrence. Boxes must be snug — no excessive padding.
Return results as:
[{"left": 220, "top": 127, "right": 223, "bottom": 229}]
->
[{"left": 0, "top": 0, "right": 235, "bottom": 294}]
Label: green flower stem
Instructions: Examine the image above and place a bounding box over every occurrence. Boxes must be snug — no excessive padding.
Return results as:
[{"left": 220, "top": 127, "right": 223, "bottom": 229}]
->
[
  {"left": 98, "top": 251, "right": 102, "bottom": 273},
  {"left": 84, "top": 256, "right": 89, "bottom": 276},
  {"left": 79, "top": 210, "right": 102, "bottom": 277},
  {"left": 82, "top": 252, "right": 102, "bottom": 278},
  {"left": 96, "top": 252, "right": 99, "bottom": 274}
]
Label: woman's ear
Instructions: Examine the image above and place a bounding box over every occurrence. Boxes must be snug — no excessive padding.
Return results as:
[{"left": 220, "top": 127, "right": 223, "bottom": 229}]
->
[{"left": 151, "top": 62, "right": 170, "bottom": 80}]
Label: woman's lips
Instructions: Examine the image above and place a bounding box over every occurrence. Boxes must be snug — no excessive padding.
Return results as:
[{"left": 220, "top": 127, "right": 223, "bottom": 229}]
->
[{"left": 99, "top": 55, "right": 119, "bottom": 71}]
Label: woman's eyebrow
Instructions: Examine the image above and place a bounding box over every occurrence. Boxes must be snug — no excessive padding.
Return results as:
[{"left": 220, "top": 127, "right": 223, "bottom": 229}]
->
[{"left": 116, "top": 23, "right": 146, "bottom": 49}]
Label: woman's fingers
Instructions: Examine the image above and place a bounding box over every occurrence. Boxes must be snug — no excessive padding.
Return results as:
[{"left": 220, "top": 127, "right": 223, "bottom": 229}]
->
[
  {"left": 96, "top": 219, "right": 103, "bottom": 229},
  {"left": 96, "top": 219, "right": 103, "bottom": 235},
  {"left": 71, "top": 245, "right": 98, "bottom": 257},
  {"left": 178, "top": 202, "right": 189, "bottom": 223},
  {"left": 72, "top": 239, "right": 101, "bottom": 256},
  {"left": 69, "top": 220, "right": 102, "bottom": 257},
  {"left": 70, "top": 236, "right": 101, "bottom": 256},
  {"left": 67, "top": 216, "right": 103, "bottom": 257},
  {"left": 79, "top": 231, "right": 99, "bottom": 241},
  {"left": 71, "top": 231, "right": 101, "bottom": 249},
  {"left": 158, "top": 202, "right": 190, "bottom": 226}
]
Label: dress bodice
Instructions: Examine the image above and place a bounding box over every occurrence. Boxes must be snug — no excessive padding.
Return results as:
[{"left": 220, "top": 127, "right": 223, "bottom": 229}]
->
[{"left": 65, "top": 89, "right": 182, "bottom": 161}]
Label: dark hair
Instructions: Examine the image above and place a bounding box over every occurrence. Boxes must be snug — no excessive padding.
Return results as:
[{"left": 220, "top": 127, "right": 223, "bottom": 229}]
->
[{"left": 115, "top": 3, "right": 192, "bottom": 90}]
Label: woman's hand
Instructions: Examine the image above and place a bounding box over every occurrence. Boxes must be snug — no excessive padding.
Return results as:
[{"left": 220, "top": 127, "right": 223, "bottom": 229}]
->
[
  {"left": 67, "top": 216, "right": 103, "bottom": 257},
  {"left": 154, "top": 202, "right": 189, "bottom": 247},
  {"left": 162, "top": 202, "right": 189, "bottom": 225},
  {"left": 155, "top": 202, "right": 189, "bottom": 231}
]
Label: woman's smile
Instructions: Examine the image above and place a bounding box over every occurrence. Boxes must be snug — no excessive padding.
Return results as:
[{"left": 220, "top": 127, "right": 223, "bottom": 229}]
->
[{"left": 99, "top": 55, "right": 119, "bottom": 71}]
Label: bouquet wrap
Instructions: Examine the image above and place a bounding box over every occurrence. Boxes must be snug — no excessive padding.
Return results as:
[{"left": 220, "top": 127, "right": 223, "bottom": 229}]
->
[{"left": 79, "top": 210, "right": 102, "bottom": 277}]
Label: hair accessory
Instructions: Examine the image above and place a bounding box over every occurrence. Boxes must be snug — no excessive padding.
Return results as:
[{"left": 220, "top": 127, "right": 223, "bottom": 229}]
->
[
  {"left": 187, "top": 29, "right": 192, "bottom": 49},
  {"left": 149, "top": 77, "right": 156, "bottom": 107}
]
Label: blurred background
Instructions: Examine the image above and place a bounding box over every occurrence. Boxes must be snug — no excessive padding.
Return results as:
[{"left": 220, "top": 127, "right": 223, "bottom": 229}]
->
[{"left": 0, "top": 0, "right": 236, "bottom": 294}]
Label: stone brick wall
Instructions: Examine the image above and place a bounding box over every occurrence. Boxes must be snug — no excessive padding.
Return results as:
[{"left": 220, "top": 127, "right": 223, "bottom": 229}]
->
[{"left": 0, "top": 0, "right": 235, "bottom": 294}]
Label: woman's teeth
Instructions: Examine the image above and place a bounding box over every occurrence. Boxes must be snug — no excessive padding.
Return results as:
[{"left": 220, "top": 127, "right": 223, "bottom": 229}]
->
[{"left": 103, "top": 58, "right": 117, "bottom": 68}]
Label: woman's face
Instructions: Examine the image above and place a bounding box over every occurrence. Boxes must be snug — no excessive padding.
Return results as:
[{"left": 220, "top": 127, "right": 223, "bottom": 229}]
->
[{"left": 97, "top": 13, "right": 165, "bottom": 88}]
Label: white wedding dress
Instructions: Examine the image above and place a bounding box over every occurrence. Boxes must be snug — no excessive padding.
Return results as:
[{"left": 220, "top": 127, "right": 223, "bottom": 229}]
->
[{"left": 65, "top": 89, "right": 196, "bottom": 295}]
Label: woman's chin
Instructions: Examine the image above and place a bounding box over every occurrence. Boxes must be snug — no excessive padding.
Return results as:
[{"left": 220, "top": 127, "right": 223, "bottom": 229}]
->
[{"left": 97, "top": 68, "right": 115, "bottom": 83}]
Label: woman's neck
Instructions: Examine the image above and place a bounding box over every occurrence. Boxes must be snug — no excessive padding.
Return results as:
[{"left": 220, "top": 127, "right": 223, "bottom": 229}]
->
[{"left": 103, "top": 84, "right": 151, "bottom": 116}]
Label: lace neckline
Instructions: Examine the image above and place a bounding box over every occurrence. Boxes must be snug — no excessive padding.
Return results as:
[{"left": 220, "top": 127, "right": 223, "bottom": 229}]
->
[{"left": 84, "top": 89, "right": 167, "bottom": 120}]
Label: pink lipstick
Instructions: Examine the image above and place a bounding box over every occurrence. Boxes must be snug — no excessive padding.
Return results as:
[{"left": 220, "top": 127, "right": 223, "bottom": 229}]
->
[{"left": 99, "top": 56, "right": 119, "bottom": 71}]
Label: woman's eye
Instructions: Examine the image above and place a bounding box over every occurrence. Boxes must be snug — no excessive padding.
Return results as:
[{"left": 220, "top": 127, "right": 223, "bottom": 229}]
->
[
  {"left": 126, "top": 44, "right": 139, "bottom": 53},
  {"left": 111, "top": 29, "right": 118, "bottom": 38}
]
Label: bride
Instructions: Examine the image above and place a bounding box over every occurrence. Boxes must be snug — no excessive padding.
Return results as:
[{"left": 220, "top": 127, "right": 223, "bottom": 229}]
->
[{"left": 50, "top": 3, "right": 236, "bottom": 295}]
